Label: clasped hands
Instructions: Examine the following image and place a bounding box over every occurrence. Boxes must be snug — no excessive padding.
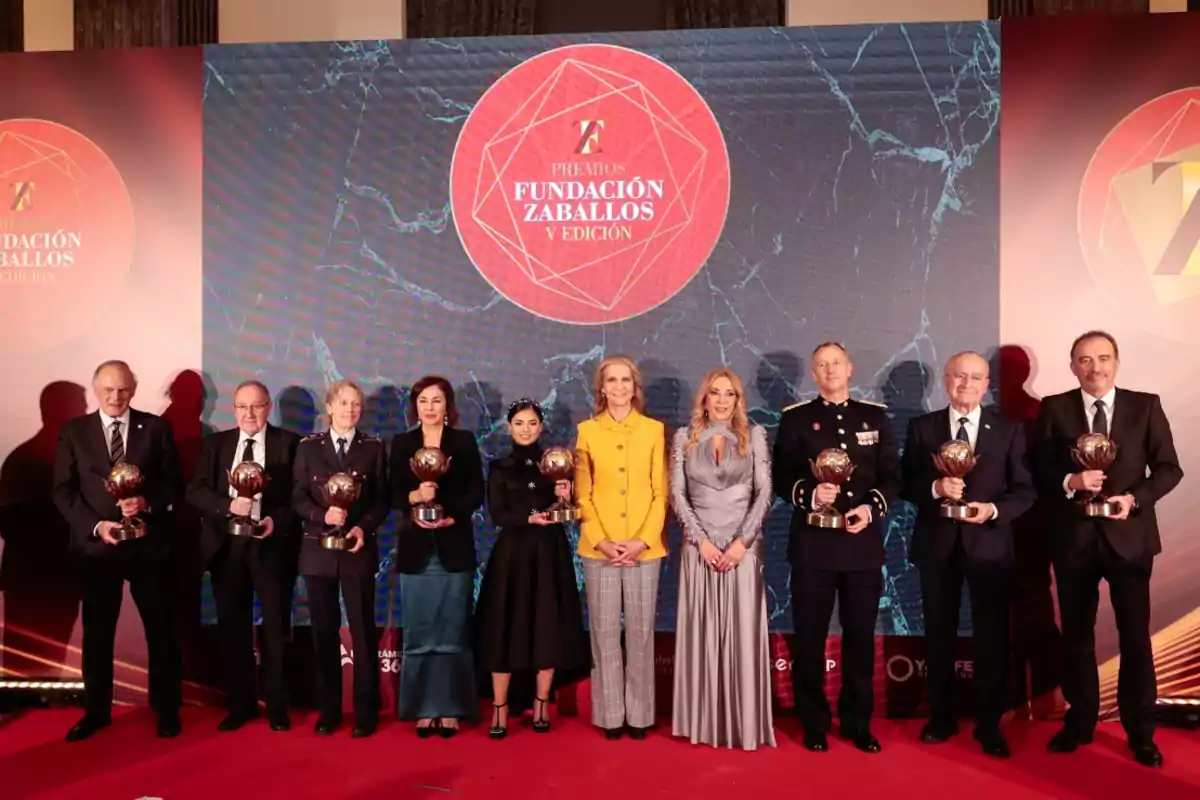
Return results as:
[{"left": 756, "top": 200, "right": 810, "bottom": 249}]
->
[
  {"left": 698, "top": 537, "right": 747, "bottom": 573},
  {"left": 932, "top": 478, "right": 995, "bottom": 524},
  {"left": 1067, "top": 470, "right": 1135, "bottom": 520},
  {"left": 813, "top": 482, "right": 872, "bottom": 534}
]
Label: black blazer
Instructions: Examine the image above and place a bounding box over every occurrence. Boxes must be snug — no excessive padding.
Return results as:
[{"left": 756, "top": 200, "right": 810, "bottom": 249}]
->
[
  {"left": 186, "top": 424, "right": 300, "bottom": 568},
  {"left": 389, "top": 427, "right": 485, "bottom": 574},
  {"left": 771, "top": 398, "right": 901, "bottom": 572},
  {"left": 900, "top": 407, "right": 1035, "bottom": 569},
  {"left": 52, "top": 409, "right": 183, "bottom": 561},
  {"left": 1032, "top": 388, "right": 1183, "bottom": 564},
  {"left": 292, "top": 430, "right": 389, "bottom": 579}
]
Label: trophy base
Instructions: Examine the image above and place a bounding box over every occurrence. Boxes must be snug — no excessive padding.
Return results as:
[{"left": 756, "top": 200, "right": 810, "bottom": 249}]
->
[
  {"left": 320, "top": 533, "right": 349, "bottom": 551},
  {"left": 546, "top": 506, "right": 579, "bottom": 523},
  {"left": 111, "top": 518, "right": 147, "bottom": 542},
  {"left": 940, "top": 503, "right": 977, "bottom": 520},
  {"left": 1083, "top": 499, "right": 1120, "bottom": 517},
  {"left": 414, "top": 505, "right": 444, "bottom": 524},
  {"left": 228, "top": 518, "right": 261, "bottom": 537},
  {"left": 806, "top": 511, "right": 844, "bottom": 530}
]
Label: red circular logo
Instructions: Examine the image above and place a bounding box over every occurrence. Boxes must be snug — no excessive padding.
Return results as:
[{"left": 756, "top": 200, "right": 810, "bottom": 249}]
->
[
  {"left": 1078, "top": 88, "right": 1200, "bottom": 343},
  {"left": 450, "top": 44, "right": 731, "bottom": 325},
  {"left": 0, "top": 119, "right": 135, "bottom": 352}
]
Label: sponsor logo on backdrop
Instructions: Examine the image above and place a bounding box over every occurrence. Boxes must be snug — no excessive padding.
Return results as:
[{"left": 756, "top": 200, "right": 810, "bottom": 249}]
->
[
  {"left": 450, "top": 44, "right": 731, "bottom": 325},
  {"left": 885, "top": 654, "right": 974, "bottom": 683},
  {"left": 0, "top": 119, "right": 135, "bottom": 351},
  {"left": 1078, "top": 88, "right": 1200, "bottom": 342}
]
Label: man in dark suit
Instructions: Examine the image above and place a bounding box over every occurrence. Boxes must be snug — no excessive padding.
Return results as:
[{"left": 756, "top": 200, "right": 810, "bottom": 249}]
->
[
  {"left": 186, "top": 380, "right": 299, "bottom": 732},
  {"left": 52, "top": 360, "right": 184, "bottom": 741},
  {"left": 292, "top": 380, "right": 389, "bottom": 737},
  {"left": 901, "top": 351, "right": 1035, "bottom": 757},
  {"left": 772, "top": 342, "right": 901, "bottom": 753},
  {"left": 1033, "top": 330, "right": 1182, "bottom": 768}
]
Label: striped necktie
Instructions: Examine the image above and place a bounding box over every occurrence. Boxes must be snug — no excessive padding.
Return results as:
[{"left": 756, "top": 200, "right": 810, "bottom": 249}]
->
[{"left": 109, "top": 420, "right": 125, "bottom": 464}]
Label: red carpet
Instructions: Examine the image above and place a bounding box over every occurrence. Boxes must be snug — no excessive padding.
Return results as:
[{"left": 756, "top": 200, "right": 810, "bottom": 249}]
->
[{"left": 1, "top": 707, "right": 1198, "bottom": 799}]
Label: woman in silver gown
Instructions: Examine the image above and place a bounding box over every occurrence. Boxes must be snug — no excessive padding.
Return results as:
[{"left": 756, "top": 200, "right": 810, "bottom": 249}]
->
[{"left": 670, "top": 368, "right": 775, "bottom": 750}]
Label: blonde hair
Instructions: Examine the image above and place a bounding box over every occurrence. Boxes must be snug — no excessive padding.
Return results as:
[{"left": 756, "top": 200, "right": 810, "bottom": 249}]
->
[
  {"left": 324, "top": 379, "right": 364, "bottom": 407},
  {"left": 592, "top": 355, "right": 645, "bottom": 417},
  {"left": 686, "top": 368, "right": 750, "bottom": 456}
]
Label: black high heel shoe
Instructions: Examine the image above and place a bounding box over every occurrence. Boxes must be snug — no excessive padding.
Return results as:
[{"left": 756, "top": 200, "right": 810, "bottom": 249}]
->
[
  {"left": 489, "top": 703, "right": 508, "bottom": 740},
  {"left": 416, "top": 719, "right": 437, "bottom": 739},
  {"left": 533, "top": 697, "right": 551, "bottom": 734}
]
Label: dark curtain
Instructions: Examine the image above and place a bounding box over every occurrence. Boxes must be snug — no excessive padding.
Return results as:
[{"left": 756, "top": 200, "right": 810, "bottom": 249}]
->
[
  {"left": 664, "top": 0, "right": 783, "bottom": 29},
  {"left": 990, "top": 0, "right": 1148, "bottom": 15},
  {"left": 407, "top": 0, "right": 538, "bottom": 39},
  {"left": 0, "top": 0, "right": 21, "bottom": 53},
  {"left": 74, "top": 0, "right": 216, "bottom": 49}
]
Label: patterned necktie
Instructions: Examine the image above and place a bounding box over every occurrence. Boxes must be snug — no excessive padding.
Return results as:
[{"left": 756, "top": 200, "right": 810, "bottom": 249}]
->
[
  {"left": 241, "top": 439, "right": 255, "bottom": 463},
  {"left": 1092, "top": 400, "right": 1108, "bottom": 436},
  {"left": 336, "top": 437, "right": 347, "bottom": 468},
  {"left": 956, "top": 417, "right": 970, "bottom": 444},
  {"left": 109, "top": 420, "right": 125, "bottom": 464}
]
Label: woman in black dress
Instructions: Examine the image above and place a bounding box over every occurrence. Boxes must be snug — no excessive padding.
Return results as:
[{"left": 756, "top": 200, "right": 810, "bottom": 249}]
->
[{"left": 475, "top": 398, "right": 590, "bottom": 739}]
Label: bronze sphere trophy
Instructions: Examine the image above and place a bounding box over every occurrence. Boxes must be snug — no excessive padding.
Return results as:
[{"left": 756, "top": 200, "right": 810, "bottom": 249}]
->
[
  {"left": 410, "top": 447, "right": 451, "bottom": 523},
  {"left": 1072, "top": 432, "right": 1120, "bottom": 517},
  {"left": 933, "top": 440, "right": 980, "bottom": 520},
  {"left": 807, "top": 448, "right": 855, "bottom": 529},
  {"left": 538, "top": 446, "right": 579, "bottom": 523},
  {"left": 104, "top": 463, "right": 147, "bottom": 541},
  {"left": 228, "top": 461, "right": 268, "bottom": 537},
  {"left": 320, "top": 472, "right": 362, "bottom": 550}
]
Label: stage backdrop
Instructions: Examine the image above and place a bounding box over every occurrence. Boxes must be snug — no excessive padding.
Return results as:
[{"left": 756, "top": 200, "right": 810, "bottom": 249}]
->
[{"left": 1, "top": 16, "right": 1196, "bottom": 721}]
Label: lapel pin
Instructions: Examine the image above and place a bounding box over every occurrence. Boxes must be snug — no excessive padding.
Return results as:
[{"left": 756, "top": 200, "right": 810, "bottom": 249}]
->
[
  {"left": 984, "top": 423, "right": 991, "bottom": 430},
  {"left": 813, "top": 423, "right": 820, "bottom": 430}
]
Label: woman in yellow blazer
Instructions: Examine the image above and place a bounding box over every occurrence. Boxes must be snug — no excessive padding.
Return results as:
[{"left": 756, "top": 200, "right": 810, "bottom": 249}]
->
[{"left": 574, "top": 354, "right": 667, "bottom": 740}]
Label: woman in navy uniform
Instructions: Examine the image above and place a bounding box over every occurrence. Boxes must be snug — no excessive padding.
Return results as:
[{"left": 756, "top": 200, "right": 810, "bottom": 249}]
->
[
  {"left": 292, "top": 379, "right": 389, "bottom": 738},
  {"left": 772, "top": 342, "right": 900, "bottom": 754}
]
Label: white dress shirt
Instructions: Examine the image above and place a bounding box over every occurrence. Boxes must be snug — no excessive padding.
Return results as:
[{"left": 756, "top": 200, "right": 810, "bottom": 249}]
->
[
  {"left": 330, "top": 427, "right": 356, "bottom": 454},
  {"left": 95, "top": 408, "right": 133, "bottom": 537},
  {"left": 1063, "top": 387, "right": 1117, "bottom": 498},
  {"left": 230, "top": 427, "right": 267, "bottom": 520},
  {"left": 934, "top": 404, "right": 997, "bottom": 519}
]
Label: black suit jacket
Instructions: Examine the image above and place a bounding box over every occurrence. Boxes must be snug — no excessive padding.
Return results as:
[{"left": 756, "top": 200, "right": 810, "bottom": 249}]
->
[
  {"left": 389, "top": 427, "right": 485, "bottom": 574},
  {"left": 292, "top": 430, "right": 389, "bottom": 579},
  {"left": 771, "top": 398, "right": 901, "bottom": 571},
  {"left": 186, "top": 424, "right": 300, "bottom": 568},
  {"left": 900, "top": 407, "right": 1035, "bottom": 569},
  {"left": 52, "top": 409, "right": 183, "bottom": 561},
  {"left": 1032, "top": 388, "right": 1183, "bottom": 564}
]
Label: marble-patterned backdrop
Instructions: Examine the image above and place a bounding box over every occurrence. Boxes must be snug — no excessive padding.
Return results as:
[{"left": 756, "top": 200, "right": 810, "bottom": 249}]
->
[{"left": 200, "top": 23, "right": 1000, "bottom": 632}]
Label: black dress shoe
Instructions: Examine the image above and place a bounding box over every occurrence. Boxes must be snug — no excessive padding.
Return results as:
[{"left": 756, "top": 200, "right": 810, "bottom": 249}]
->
[
  {"left": 604, "top": 727, "right": 623, "bottom": 741},
  {"left": 157, "top": 715, "right": 182, "bottom": 738},
  {"left": 802, "top": 731, "right": 829, "bottom": 752},
  {"left": 920, "top": 721, "right": 958, "bottom": 744},
  {"left": 267, "top": 711, "right": 291, "bottom": 732},
  {"left": 218, "top": 711, "right": 257, "bottom": 732},
  {"left": 973, "top": 727, "right": 1011, "bottom": 758},
  {"left": 626, "top": 726, "right": 648, "bottom": 741},
  {"left": 65, "top": 715, "right": 111, "bottom": 743},
  {"left": 314, "top": 715, "right": 341, "bottom": 736},
  {"left": 845, "top": 729, "right": 882, "bottom": 753},
  {"left": 351, "top": 720, "right": 377, "bottom": 739},
  {"left": 1047, "top": 726, "right": 1093, "bottom": 753},
  {"left": 1130, "top": 741, "right": 1164, "bottom": 768}
]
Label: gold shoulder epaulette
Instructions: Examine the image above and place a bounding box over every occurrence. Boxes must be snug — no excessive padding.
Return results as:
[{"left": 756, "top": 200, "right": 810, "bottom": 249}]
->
[
  {"left": 856, "top": 398, "right": 888, "bottom": 408},
  {"left": 782, "top": 398, "right": 813, "bottom": 413},
  {"left": 359, "top": 432, "right": 380, "bottom": 441},
  {"left": 301, "top": 433, "right": 324, "bottom": 442}
]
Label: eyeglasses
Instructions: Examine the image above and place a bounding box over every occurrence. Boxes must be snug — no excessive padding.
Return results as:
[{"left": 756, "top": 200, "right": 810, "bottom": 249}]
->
[{"left": 235, "top": 404, "right": 269, "bottom": 412}]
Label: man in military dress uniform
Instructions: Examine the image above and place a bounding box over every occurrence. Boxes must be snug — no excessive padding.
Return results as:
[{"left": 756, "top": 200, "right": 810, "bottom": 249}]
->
[
  {"left": 292, "top": 380, "right": 389, "bottom": 738},
  {"left": 772, "top": 342, "right": 900, "bottom": 753}
]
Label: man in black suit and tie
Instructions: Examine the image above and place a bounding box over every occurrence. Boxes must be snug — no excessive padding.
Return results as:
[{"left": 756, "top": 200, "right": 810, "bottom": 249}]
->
[
  {"left": 52, "top": 360, "right": 184, "bottom": 741},
  {"left": 186, "top": 380, "right": 299, "bottom": 732},
  {"left": 901, "top": 351, "right": 1035, "bottom": 757},
  {"left": 1033, "top": 330, "right": 1182, "bottom": 767}
]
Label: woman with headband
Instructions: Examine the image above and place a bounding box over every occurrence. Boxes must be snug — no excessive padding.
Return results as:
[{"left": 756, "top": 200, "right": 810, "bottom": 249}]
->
[{"left": 474, "top": 398, "right": 590, "bottom": 738}]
